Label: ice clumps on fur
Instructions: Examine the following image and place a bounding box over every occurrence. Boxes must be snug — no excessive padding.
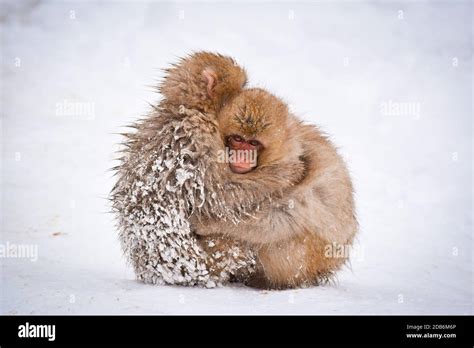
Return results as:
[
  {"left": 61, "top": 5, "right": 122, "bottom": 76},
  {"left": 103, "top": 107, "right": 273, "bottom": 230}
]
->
[{"left": 111, "top": 105, "right": 256, "bottom": 287}]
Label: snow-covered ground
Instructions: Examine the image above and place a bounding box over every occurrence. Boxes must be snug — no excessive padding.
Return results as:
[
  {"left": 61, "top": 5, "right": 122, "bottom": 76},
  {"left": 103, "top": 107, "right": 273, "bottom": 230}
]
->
[{"left": 1, "top": 0, "right": 472, "bottom": 314}]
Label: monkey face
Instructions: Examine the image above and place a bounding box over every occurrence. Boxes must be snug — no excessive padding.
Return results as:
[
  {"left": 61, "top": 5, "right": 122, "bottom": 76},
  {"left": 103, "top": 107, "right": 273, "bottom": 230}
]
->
[
  {"left": 218, "top": 88, "right": 291, "bottom": 174},
  {"left": 224, "top": 134, "right": 262, "bottom": 174}
]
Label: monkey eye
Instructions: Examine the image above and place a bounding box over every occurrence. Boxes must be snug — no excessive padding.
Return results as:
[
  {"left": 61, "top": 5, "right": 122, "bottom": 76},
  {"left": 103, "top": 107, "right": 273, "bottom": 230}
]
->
[
  {"left": 232, "top": 135, "right": 244, "bottom": 143},
  {"left": 248, "top": 139, "right": 260, "bottom": 147}
]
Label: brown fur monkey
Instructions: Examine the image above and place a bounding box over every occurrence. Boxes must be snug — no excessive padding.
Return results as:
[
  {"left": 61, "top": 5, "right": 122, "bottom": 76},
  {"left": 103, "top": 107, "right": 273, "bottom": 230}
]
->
[
  {"left": 194, "top": 88, "right": 358, "bottom": 289},
  {"left": 113, "top": 51, "right": 357, "bottom": 289}
]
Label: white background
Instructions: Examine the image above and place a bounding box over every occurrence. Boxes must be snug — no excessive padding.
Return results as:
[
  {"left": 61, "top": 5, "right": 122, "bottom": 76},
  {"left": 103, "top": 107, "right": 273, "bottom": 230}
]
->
[{"left": 1, "top": 0, "right": 472, "bottom": 314}]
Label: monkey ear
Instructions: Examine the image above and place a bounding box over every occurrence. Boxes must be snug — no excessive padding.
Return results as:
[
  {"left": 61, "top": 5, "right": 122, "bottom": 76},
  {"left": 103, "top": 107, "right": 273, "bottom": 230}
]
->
[{"left": 202, "top": 67, "right": 218, "bottom": 98}]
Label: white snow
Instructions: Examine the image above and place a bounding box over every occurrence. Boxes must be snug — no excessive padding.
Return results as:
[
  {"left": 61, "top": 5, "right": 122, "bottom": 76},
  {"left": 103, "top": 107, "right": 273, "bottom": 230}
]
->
[{"left": 1, "top": 0, "right": 472, "bottom": 314}]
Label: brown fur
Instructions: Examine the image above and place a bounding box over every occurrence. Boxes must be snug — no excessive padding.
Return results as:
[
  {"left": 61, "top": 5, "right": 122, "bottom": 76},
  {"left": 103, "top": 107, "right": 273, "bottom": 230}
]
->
[
  {"left": 194, "top": 88, "right": 358, "bottom": 289},
  {"left": 159, "top": 51, "right": 247, "bottom": 114},
  {"left": 113, "top": 51, "right": 357, "bottom": 288}
]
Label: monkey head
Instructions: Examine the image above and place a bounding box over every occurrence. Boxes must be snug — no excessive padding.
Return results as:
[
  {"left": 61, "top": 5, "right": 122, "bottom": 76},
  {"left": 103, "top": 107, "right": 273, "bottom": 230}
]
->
[
  {"left": 218, "top": 88, "right": 296, "bottom": 174},
  {"left": 159, "top": 51, "right": 247, "bottom": 113}
]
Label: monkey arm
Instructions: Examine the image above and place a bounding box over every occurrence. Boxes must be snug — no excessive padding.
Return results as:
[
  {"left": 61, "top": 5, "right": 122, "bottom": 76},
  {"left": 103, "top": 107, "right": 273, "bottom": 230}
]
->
[
  {"left": 196, "top": 170, "right": 356, "bottom": 247},
  {"left": 196, "top": 127, "right": 307, "bottom": 221},
  {"left": 195, "top": 127, "right": 357, "bottom": 247}
]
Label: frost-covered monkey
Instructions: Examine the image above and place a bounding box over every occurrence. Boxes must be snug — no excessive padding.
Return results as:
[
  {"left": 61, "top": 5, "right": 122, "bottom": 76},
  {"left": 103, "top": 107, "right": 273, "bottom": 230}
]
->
[{"left": 111, "top": 52, "right": 285, "bottom": 286}]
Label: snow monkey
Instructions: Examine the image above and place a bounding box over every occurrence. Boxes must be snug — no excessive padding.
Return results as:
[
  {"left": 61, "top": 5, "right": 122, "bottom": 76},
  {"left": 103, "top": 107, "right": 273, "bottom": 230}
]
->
[
  {"left": 112, "top": 51, "right": 357, "bottom": 289},
  {"left": 193, "top": 88, "right": 358, "bottom": 289}
]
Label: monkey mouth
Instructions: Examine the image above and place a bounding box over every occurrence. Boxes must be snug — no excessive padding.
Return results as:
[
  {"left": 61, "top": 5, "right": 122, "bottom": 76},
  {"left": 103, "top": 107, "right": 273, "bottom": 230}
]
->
[{"left": 229, "top": 163, "right": 254, "bottom": 174}]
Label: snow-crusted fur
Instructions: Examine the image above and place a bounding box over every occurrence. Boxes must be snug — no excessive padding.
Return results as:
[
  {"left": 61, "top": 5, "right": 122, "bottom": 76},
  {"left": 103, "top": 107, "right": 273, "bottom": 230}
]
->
[
  {"left": 111, "top": 105, "right": 259, "bottom": 286},
  {"left": 111, "top": 53, "right": 267, "bottom": 286}
]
